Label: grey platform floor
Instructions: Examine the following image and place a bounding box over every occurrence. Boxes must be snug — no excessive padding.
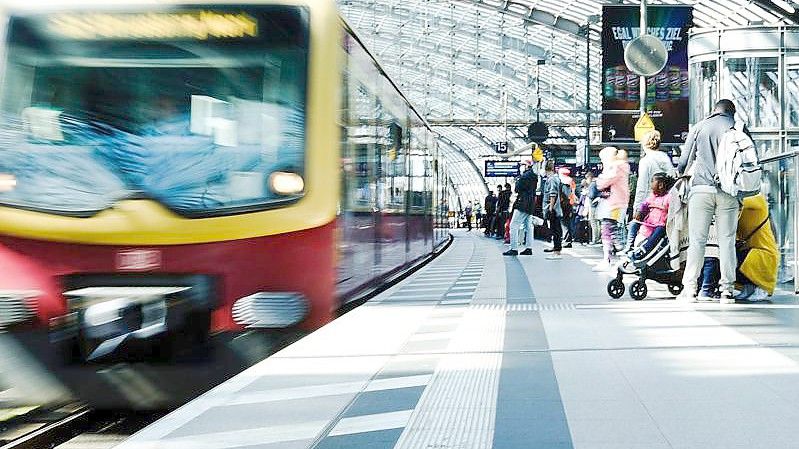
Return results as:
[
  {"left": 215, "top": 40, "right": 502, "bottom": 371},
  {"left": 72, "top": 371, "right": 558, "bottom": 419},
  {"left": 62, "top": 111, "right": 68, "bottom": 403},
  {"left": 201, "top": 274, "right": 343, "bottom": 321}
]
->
[{"left": 117, "top": 230, "right": 799, "bottom": 449}]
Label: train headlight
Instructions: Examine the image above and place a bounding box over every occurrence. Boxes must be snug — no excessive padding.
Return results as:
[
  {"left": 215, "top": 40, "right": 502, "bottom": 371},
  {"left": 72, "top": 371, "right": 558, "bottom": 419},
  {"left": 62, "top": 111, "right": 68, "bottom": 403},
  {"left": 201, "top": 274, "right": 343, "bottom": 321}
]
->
[
  {"left": 0, "top": 173, "right": 16, "bottom": 192},
  {"left": 268, "top": 171, "right": 304, "bottom": 195}
]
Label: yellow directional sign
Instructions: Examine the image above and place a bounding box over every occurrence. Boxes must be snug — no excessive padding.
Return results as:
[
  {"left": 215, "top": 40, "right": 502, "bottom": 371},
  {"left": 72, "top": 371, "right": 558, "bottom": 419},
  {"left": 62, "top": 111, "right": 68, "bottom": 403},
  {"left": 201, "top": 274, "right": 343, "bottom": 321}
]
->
[
  {"left": 634, "top": 113, "right": 656, "bottom": 142},
  {"left": 532, "top": 145, "right": 544, "bottom": 162}
]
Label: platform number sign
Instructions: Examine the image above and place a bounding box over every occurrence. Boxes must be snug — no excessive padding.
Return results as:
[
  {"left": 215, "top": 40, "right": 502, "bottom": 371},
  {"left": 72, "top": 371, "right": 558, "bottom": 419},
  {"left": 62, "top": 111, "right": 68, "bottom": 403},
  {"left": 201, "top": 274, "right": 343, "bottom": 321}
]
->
[{"left": 492, "top": 142, "right": 509, "bottom": 154}]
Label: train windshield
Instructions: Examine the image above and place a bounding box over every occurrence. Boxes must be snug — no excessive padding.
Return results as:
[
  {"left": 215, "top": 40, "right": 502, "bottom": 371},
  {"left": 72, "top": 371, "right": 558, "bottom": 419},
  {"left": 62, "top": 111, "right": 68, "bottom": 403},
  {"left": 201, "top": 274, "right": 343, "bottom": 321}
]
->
[{"left": 0, "top": 6, "right": 309, "bottom": 216}]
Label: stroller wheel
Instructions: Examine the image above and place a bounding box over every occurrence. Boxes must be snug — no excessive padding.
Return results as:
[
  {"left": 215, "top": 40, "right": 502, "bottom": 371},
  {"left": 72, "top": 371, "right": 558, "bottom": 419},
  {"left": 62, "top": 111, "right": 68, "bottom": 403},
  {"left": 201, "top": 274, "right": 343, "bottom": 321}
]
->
[
  {"left": 668, "top": 284, "right": 683, "bottom": 296},
  {"left": 607, "top": 278, "right": 625, "bottom": 299},
  {"left": 630, "top": 280, "right": 648, "bottom": 301}
]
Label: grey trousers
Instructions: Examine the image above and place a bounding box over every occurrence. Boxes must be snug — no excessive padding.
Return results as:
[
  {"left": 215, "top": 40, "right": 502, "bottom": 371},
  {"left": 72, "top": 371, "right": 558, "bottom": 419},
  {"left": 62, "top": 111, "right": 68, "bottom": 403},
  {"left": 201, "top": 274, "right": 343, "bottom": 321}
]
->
[{"left": 681, "top": 190, "right": 739, "bottom": 293}]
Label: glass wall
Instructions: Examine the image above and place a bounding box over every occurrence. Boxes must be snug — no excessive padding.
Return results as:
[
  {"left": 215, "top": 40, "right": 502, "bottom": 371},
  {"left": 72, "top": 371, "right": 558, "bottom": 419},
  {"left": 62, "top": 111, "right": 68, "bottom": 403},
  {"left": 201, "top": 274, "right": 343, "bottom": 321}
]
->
[
  {"left": 689, "top": 27, "right": 799, "bottom": 292},
  {"left": 786, "top": 58, "right": 799, "bottom": 127},
  {"left": 762, "top": 155, "right": 796, "bottom": 288},
  {"left": 722, "top": 57, "right": 779, "bottom": 128},
  {"left": 690, "top": 59, "right": 717, "bottom": 124}
]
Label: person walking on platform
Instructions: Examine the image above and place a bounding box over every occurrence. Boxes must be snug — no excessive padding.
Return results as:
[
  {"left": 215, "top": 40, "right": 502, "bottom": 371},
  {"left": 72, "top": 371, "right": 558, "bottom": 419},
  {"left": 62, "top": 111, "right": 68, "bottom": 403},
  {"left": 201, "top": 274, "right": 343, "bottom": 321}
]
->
[
  {"left": 496, "top": 183, "right": 512, "bottom": 239},
  {"left": 584, "top": 171, "right": 602, "bottom": 245},
  {"left": 484, "top": 189, "right": 497, "bottom": 236},
  {"left": 594, "top": 147, "right": 630, "bottom": 271},
  {"left": 559, "top": 167, "right": 577, "bottom": 248},
  {"left": 503, "top": 159, "right": 537, "bottom": 256},
  {"left": 625, "top": 130, "right": 676, "bottom": 253},
  {"left": 677, "top": 99, "right": 743, "bottom": 304},
  {"left": 543, "top": 160, "right": 570, "bottom": 259},
  {"left": 464, "top": 201, "right": 473, "bottom": 231},
  {"left": 735, "top": 194, "right": 779, "bottom": 301}
]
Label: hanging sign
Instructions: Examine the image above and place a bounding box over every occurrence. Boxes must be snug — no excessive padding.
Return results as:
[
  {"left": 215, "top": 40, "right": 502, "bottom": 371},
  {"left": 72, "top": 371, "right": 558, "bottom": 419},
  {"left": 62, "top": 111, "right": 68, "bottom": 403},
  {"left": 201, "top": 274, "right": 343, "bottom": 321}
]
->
[{"left": 634, "top": 113, "right": 656, "bottom": 141}]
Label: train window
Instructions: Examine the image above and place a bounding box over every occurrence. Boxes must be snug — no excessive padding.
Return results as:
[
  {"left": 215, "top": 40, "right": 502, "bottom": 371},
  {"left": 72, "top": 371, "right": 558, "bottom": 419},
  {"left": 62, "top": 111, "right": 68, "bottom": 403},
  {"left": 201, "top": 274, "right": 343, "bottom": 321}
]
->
[{"left": 0, "top": 6, "right": 309, "bottom": 217}]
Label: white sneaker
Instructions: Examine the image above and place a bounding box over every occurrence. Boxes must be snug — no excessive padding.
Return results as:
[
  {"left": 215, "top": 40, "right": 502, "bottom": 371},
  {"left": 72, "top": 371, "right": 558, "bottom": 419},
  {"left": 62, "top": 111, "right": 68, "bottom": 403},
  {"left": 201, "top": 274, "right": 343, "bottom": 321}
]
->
[
  {"left": 592, "top": 261, "right": 611, "bottom": 272},
  {"left": 676, "top": 291, "right": 697, "bottom": 303},
  {"left": 749, "top": 287, "right": 769, "bottom": 301}
]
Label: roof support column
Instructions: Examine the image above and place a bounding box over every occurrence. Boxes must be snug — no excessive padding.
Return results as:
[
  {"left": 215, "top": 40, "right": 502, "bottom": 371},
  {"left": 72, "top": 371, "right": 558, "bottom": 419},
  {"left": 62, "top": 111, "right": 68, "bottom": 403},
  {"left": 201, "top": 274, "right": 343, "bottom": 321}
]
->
[{"left": 640, "top": 0, "right": 648, "bottom": 115}]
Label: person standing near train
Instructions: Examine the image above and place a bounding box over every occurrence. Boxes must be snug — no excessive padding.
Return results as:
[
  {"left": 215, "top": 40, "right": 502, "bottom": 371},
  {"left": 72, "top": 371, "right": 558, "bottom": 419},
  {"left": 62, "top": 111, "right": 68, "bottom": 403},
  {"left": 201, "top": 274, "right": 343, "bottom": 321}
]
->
[
  {"left": 503, "top": 159, "right": 537, "bottom": 256},
  {"left": 484, "top": 189, "right": 497, "bottom": 236}
]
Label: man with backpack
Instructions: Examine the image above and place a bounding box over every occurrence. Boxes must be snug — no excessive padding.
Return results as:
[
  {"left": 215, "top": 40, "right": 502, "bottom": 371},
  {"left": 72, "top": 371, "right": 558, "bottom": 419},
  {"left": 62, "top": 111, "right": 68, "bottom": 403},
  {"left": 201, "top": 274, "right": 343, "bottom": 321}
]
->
[
  {"left": 677, "top": 99, "right": 756, "bottom": 304},
  {"left": 503, "top": 159, "right": 538, "bottom": 256}
]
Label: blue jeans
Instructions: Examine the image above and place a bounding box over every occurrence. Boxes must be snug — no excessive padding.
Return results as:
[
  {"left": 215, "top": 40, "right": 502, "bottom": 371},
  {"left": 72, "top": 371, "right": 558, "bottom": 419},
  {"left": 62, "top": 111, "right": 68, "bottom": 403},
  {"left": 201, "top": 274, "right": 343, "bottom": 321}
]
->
[
  {"left": 631, "top": 226, "right": 665, "bottom": 259},
  {"left": 625, "top": 221, "right": 641, "bottom": 250},
  {"left": 699, "top": 258, "right": 720, "bottom": 297}
]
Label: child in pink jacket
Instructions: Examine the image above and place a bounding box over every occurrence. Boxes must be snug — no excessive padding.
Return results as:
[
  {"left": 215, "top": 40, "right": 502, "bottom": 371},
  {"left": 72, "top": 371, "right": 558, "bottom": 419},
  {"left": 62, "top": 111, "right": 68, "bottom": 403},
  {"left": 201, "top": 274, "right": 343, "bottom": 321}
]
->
[
  {"left": 628, "top": 172, "right": 674, "bottom": 260},
  {"left": 594, "top": 148, "right": 630, "bottom": 271}
]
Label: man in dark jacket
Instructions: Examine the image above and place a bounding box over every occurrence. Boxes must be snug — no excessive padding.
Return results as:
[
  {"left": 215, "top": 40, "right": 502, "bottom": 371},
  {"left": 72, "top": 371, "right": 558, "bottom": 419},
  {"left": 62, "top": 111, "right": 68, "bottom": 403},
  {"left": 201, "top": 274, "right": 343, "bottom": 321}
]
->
[
  {"left": 504, "top": 159, "right": 538, "bottom": 256},
  {"left": 495, "top": 183, "right": 511, "bottom": 239},
  {"left": 484, "top": 190, "right": 497, "bottom": 236},
  {"left": 676, "top": 99, "right": 742, "bottom": 304}
]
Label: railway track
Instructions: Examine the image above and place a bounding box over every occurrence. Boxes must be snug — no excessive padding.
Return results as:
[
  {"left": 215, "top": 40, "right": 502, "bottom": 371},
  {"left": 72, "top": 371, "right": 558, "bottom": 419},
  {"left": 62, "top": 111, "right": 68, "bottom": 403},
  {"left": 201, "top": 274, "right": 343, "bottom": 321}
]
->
[
  {"left": 0, "top": 405, "right": 165, "bottom": 449},
  {"left": 0, "top": 239, "right": 452, "bottom": 449}
]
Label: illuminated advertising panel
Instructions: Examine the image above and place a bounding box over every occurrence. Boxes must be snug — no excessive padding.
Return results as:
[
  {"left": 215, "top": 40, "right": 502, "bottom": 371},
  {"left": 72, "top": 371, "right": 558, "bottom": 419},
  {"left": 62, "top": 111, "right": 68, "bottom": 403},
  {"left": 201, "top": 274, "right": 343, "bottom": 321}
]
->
[{"left": 601, "top": 6, "right": 693, "bottom": 144}]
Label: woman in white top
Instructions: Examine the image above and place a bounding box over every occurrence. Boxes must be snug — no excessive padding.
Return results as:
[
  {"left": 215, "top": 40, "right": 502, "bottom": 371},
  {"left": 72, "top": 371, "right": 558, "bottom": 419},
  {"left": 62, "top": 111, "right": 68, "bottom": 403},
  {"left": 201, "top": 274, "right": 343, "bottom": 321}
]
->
[{"left": 624, "top": 130, "right": 677, "bottom": 252}]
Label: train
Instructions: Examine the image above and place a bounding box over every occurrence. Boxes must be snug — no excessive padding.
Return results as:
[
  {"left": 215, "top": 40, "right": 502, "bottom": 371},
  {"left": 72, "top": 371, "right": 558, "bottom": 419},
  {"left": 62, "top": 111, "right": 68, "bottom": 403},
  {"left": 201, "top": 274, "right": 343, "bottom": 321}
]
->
[{"left": 0, "top": 0, "right": 449, "bottom": 408}]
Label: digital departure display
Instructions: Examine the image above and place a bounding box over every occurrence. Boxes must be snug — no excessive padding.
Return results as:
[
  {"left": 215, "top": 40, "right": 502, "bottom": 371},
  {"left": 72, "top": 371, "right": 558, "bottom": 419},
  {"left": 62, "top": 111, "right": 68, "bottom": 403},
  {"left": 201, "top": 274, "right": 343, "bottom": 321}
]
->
[
  {"left": 48, "top": 11, "right": 259, "bottom": 40},
  {"left": 485, "top": 160, "right": 520, "bottom": 177}
]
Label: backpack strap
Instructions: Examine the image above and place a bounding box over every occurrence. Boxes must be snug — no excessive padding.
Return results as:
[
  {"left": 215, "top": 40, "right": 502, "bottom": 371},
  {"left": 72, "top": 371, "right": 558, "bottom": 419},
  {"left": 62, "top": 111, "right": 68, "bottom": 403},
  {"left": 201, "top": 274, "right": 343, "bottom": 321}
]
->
[{"left": 742, "top": 214, "right": 770, "bottom": 242}]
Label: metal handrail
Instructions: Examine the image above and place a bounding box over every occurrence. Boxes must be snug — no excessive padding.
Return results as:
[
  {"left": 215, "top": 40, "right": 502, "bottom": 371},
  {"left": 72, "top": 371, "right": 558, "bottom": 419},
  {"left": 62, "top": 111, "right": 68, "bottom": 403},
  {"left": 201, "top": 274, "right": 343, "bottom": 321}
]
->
[{"left": 760, "top": 150, "right": 799, "bottom": 164}]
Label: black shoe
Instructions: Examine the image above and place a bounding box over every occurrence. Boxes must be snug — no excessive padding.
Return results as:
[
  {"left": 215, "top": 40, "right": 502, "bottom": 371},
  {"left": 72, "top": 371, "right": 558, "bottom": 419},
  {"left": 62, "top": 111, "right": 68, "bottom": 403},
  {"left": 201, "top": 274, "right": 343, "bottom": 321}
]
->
[
  {"left": 544, "top": 248, "right": 555, "bottom": 253},
  {"left": 520, "top": 249, "right": 533, "bottom": 255},
  {"left": 503, "top": 249, "right": 518, "bottom": 256},
  {"left": 563, "top": 243, "right": 572, "bottom": 248}
]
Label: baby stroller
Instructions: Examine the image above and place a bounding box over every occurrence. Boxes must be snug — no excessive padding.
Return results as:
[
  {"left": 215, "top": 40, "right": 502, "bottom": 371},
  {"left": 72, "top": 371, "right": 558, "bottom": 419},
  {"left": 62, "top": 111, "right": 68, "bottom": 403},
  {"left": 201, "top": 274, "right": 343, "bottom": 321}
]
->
[{"left": 606, "top": 232, "right": 683, "bottom": 300}]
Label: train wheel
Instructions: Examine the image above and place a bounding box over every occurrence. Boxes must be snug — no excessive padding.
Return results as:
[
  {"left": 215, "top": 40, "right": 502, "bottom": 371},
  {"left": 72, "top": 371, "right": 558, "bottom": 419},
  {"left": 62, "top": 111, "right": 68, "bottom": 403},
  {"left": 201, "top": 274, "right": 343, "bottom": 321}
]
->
[
  {"left": 607, "top": 278, "right": 625, "bottom": 299},
  {"left": 630, "top": 280, "right": 648, "bottom": 301},
  {"left": 668, "top": 284, "right": 683, "bottom": 296}
]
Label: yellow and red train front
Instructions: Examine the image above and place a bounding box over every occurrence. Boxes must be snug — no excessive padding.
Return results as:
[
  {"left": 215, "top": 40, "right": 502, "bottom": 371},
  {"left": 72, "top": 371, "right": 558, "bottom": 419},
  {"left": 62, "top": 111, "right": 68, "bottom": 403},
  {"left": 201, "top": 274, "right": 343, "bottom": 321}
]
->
[{"left": 0, "top": 0, "right": 342, "bottom": 405}]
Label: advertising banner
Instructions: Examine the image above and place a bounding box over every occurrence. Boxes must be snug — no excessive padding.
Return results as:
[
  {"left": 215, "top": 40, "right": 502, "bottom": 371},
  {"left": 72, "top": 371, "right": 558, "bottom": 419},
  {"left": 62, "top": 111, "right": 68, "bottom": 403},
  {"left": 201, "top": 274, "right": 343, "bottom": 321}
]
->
[{"left": 601, "top": 6, "right": 693, "bottom": 144}]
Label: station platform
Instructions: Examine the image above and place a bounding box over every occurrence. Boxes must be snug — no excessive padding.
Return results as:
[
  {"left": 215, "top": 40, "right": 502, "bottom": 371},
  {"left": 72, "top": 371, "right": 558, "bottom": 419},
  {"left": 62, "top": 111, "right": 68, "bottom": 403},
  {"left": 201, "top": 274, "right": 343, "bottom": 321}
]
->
[{"left": 118, "top": 230, "right": 799, "bottom": 449}]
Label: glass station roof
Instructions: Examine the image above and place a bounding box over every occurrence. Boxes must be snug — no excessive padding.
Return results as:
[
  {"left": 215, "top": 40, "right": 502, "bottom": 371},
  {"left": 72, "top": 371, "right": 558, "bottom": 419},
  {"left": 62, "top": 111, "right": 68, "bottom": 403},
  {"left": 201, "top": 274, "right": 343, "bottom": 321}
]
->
[{"left": 339, "top": 0, "right": 796, "bottom": 202}]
